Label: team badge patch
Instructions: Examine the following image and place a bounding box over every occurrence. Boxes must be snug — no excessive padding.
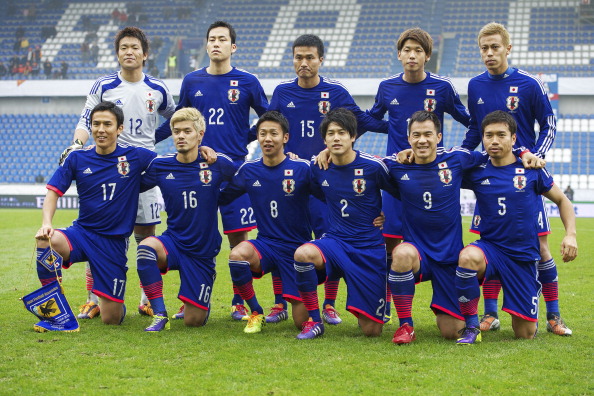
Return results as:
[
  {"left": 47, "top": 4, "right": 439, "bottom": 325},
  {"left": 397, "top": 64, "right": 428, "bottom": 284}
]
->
[
  {"left": 353, "top": 178, "right": 366, "bottom": 194},
  {"left": 473, "top": 215, "right": 481, "bottom": 227},
  {"left": 318, "top": 101, "right": 330, "bottom": 114},
  {"left": 117, "top": 159, "right": 130, "bottom": 176},
  {"left": 22, "top": 280, "right": 80, "bottom": 332},
  {"left": 228, "top": 89, "right": 240, "bottom": 102},
  {"left": 200, "top": 169, "right": 212, "bottom": 184},
  {"left": 146, "top": 99, "right": 156, "bottom": 114},
  {"left": 438, "top": 168, "right": 453, "bottom": 184},
  {"left": 38, "top": 247, "right": 63, "bottom": 272},
  {"left": 282, "top": 179, "right": 295, "bottom": 194},
  {"left": 424, "top": 98, "right": 437, "bottom": 112},
  {"left": 513, "top": 175, "right": 526, "bottom": 190},
  {"left": 506, "top": 96, "right": 519, "bottom": 111}
]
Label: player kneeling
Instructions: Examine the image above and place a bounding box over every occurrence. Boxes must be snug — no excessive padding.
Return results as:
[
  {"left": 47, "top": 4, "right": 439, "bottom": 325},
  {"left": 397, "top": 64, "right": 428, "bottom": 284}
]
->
[{"left": 137, "top": 108, "right": 235, "bottom": 331}]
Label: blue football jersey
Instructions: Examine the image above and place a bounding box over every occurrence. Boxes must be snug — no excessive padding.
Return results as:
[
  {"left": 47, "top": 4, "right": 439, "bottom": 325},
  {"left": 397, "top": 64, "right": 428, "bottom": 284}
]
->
[
  {"left": 141, "top": 153, "right": 236, "bottom": 257},
  {"left": 462, "top": 68, "right": 556, "bottom": 158},
  {"left": 47, "top": 144, "right": 156, "bottom": 237},
  {"left": 156, "top": 67, "right": 268, "bottom": 160},
  {"left": 385, "top": 148, "right": 485, "bottom": 263},
  {"left": 311, "top": 151, "right": 399, "bottom": 248},
  {"left": 268, "top": 77, "right": 388, "bottom": 159},
  {"left": 219, "top": 156, "right": 313, "bottom": 246},
  {"left": 463, "top": 158, "right": 554, "bottom": 261},
  {"left": 368, "top": 72, "right": 470, "bottom": 155}
]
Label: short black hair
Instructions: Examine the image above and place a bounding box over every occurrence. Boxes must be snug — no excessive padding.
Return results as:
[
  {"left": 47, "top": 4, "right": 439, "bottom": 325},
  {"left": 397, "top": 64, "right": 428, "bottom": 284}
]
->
[
  {"left": 292, "top": 34, "right": 324, "bottom": 58},
  {"left": 256, "top": 111, "right": 289, "bottom": 135},
  {"left": 408, "top": 110, "right": 441, "bottom": 135},
  {"left": 114, "top": 27, "right": 149, "bottom": 66},
  {"left": 320, "top": 108, "right": 357, "bottom": 141},
  {"left": 90, "top": 101, "right": 124, "bottom": 128},
  {"left": 481, "top": 110, "right": 517, "bottom": 136},
  {"left": 207, "top": 20, "right": 236, "bottom": 44}
]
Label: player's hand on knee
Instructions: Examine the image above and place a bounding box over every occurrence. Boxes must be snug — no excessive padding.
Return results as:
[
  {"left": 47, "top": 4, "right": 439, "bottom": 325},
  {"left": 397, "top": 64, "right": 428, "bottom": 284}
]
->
[
  {"left": 199, "top": 145, "right": 217, "bottom": 164},
  {"left": 560, "top": 235, "right": 577, "bottom": 262},
  {"left": 58, "top": 139, "right": 84, "bottom": 165},
  {"left": 395, "top": 149, "right": 414, "bottom": 164},
  {"left": 35, "top": 225, "right": 54, "bottom": 240},
  {"left": 314, "top": 148, "right": 331, "bottom": 170}
]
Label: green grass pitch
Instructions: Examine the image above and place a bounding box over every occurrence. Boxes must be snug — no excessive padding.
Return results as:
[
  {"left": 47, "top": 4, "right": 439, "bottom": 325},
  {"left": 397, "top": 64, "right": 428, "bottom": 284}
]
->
[{"left": 0, "top": 209, "right": 592, "bottom": 394}]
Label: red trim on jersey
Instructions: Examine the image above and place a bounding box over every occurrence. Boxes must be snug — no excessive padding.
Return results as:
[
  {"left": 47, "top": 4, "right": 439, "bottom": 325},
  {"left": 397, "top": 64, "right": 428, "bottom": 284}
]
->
[
  {"left": 347, "top": 305, "right": 384, "bottom": 323},
  {"left": 244, "top": 240, "right": 262, "bottom": 260},
  {"left": 223, "top": 225, "right": 257, "bottom": 235},
  {"left": 431, "top": 304, "right": 464, "bottom": 321},
  {"left": 93, "top": 289, "right": 124, "bottom": 303},
  {"left": 538, "top": 231, "right": 551, "bottom": 236},
  {"left": 382, "top": 233, "right": 403, "bottom": 239},
  {"left": 469, "top": 229, "right": 480, "bottom": 235},
  {"left": 283, "top": 293, "right": 302, "bottom": 302},
  {"left": 179, "top": 295, "right": 208, "bottom": 311},
  {"left": 503, "top": 307, "right": 538, "bottom": 322},
  {"left": 46, "top": 184, "right": 64, "bottom": 197}
]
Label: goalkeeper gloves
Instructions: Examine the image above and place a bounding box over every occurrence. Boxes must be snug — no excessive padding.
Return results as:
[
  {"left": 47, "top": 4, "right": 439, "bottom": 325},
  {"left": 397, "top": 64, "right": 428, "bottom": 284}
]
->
[{"left": 59, "top": 139, "right": 84, "bottom": 165}]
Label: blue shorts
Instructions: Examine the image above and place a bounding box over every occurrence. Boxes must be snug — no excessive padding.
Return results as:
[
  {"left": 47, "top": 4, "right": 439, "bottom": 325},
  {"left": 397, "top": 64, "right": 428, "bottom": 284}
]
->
[
  {"left": 470, "top": 239, "right": 541, "bottom": 322},
  {"left": 309, "top": 196, "right": 329, "bottom": 238},
  {"left": 404, "top": 242, "right": 463, "bottom": 320},
  {"left": 308, "top": 237, "right": 387, "bottom": 323},
  {"left": 382, "top": 191, "right": 403, "bottom": 239},
  {"left": 57, "top": 224, "right": 128, "bottom": 303},
  {"left": 470, "top": 196, "right": 550, "bottom": 236},
  {"left": 220, "top": 159, "right": 257, "bottom": 234},
  {"left": 156, "top": 235, "right": 216, "bottom": 311}
]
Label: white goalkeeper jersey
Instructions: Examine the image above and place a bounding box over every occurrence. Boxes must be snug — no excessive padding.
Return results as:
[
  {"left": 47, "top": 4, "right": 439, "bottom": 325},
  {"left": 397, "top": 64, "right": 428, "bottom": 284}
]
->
[{"left": 77, "top": 71, "right": 176, "bottom": 150}]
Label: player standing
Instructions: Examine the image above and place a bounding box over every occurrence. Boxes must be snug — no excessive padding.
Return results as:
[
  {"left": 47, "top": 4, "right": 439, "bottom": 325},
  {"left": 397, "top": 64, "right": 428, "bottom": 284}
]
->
[
  {"left": 60, "top": 27, "right": 176, "bottom": 319},
  {"left": 456, "top": 110, "right": 577, "bottom": 344},
  {"left": 137, "top": 108, "right": 236, "bottom": 332},
  {"left": 36, "top": 102, "right": 156, "bottom": 330},
  {"left": 293, "top": 108, "right": 399, "bottom": 339},
  {"left": 268, "top": 34, "right": 388, "bottom": 324},
  {"left": 157, "top": 21, "right": 268, "bottom": 321},
  {"left": 460, "top": 22, "right": 568, "bottom": 335}
]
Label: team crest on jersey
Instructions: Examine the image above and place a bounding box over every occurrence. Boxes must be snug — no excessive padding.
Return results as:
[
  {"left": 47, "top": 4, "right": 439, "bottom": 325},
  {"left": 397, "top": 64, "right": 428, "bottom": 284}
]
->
[
  {"left": 318, "top": 101, "right": 330, "bottom": 114},
  {"left": 117, "top": 159, "right": 130, "bottom": 176},
  {"left": 506, "top": 96, "right": 519, "bottom": 111},
  {"left": 424, "top": 98, "right": 437, "bottom": 112},
  {"left": 353, "top": 178, "right": 366, "bottom": 194},
  {"left": 438, "top": 168, "right": 452, "bottom": 185},
  {"left": 513, "top": 175, "right": 526, "bottom": 191},
  {"left": 228, "top": 89, "right": 240, "bottom": 102},
  {"left": 146, "top": 99, "right": 156, "bottom": 114},
  {"left": 473, "top": 215, "right": 481, "bottom": 227},
  {"left": 200, "top": 169, "right": 212, "bottom": 185},
  {"left": 282, "top": 179, "right": 295, "bottom": 194}
]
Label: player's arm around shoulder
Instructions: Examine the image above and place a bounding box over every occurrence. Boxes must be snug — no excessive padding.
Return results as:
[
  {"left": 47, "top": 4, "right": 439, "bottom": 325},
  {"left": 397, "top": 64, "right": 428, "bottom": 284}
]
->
[{"left": 542, "top": 181, "right": 577, "bottom": 262}]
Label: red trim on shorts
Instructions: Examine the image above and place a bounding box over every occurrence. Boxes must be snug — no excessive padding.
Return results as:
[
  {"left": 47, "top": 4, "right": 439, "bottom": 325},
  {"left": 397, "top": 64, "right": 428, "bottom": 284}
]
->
[
  {"left": 431, "top": 304, "right": 464, "bottom": 321},
  {"left": 93, "top": 289, "right": 124, "bottom": 303},
  {"left": 251, "top": 270, "right": 265, "bottom": 279},
  {"left": 283, "top": 293, "right": 302, "bottom": 302},
  {"left": 503, "top": 307, "right": 538, "bottom": 322},
  {"left": 179, "top": 295, "right": 208, "bottom": 311},
  {"left": 347, "top": 305, "right": 384, "bottom": 324},
  {"left": 469, "top": 229, "right": 480, "bottom": 235},
  {"left": 538, "top": 231, "right": 551, "bottom": 236},
  {"left": 305, "top": 242, "right": 327, "bottom": 264},
  {"left": 46, "top": 185, "right": 64, "bottom": 197},
  {"left": 244, "top": 241, "right": 262, "bottom": 260},
  {"left": 223, "top": 225, "right": 257, "bottom": 235},
  {"left": 383, "top": 233, "right": 403, "bottom": 239}
]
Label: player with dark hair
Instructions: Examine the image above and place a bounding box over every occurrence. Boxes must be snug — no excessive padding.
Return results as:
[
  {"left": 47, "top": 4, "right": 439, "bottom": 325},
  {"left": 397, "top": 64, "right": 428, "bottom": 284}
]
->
[
  {"left": 267, "top": 34, "right": 388, "bottom": 325},
  {"left": 366, "top": 29, "right": 470, "bottom": 315},
  {"left": 460, "top": 22, "right": 567, "bottom": 336},
  {"left": 35, "top": 101, "right": 157, "bottom": 329},
  {"left": 293, "top": 108, "right": 399, "bottom": 339},
  {"left": 137, "top": 107, "right": 236, "bottom": 332},
  {"left": 156, "top": 21, "right": 269, "bottom": 321},
  {"left": 456, "top": 110, "right": 577, "bottom": 344},
  {"left": 59, "top": 26, "right": 177, "bottom": 320}
]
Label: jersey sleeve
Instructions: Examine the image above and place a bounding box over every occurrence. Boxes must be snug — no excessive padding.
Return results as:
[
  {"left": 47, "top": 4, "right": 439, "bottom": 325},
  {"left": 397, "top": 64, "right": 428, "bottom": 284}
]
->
[
  {"left": 250, "top": 78, "right": 269, "bottom": 117},
  {"left": 535, "top": 167, "right": 555, "bottom": 194},
  {"left": 218, "top": 162, "right": 247, "bottom": 206},
  {"left": 157, "top": 84, "right": 176, "bottom": 120},
  {"left": 445, "top": 83, "right": 471, "bottom": 128},
  {"left": 76, "top": 82, "right": 102, "bottom": 135},
  {"left": 461, "top": 81, "right": 481, "bottom": 150},
  {"left": 366, "top": 83, "right": 387, "bottom": 121},
  {"left": 156, "top": 76, "right": 192, "bottom": 143},
  {"left": 47, "top": 153, "right": 76, "bottom": 195},
  {"left": 140, "top": 159, "right": 158, "bottom": 192},
  {"left": 530, "top": 81, "right": 556, "bottom": 159},
  {"left": 377, "top": 158, "right": 399, "bottom": 199},
  {"left": 308, "top": 164, "right": 325, "bottom": 202},
  {"left": 339, "top": 90, "right": 388, "bottom": 136}
]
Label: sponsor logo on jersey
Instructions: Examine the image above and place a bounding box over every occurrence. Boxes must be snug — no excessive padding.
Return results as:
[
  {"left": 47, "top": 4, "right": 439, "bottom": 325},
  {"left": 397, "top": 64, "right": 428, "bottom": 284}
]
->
[
  {"left": 83, "top": 168, "right": 93, "bottom": 174},
  {"left": 510, "top": 86, "right": 518, "bottom": 93},
  {"left": 321, "top": 92, "right": 329, "bottom": 99},
  {"left": 438, "top": 161, "right": 448, "bottom": 169},
  {"left": 318, "top": 101, "right": 330, "bottom": 114},
  {"left": 513, "top": 175, "right": 526, "bottom": 190},
  {"left": 230, "top": 80, "right": 238, "bottom": 86},
  {"left": 199, "top": 162, "right": 209, "bottom": 169},
  {"left": 515, "top": 168, "right": 525, "bottom": 174},
  {"left": 390, "top": 98, "right": 399, "bottom": 105},
  {"left": 253, "top": 180, "right": 261, "bottom": 187},
  {"left": 322, "top": 180, "right": 329, "bottom": 187},
  {"left": 506, "top": 96, "right": 519, "bottom": 111},
  {"left": 200, "top": 169, "right": 212, "bottom": 185},
  {"left": 439, "top": 168, "right": 452, "bottom": 184},
  {"left": 473, "top": 215, "right": 481, "bottom": 227},
  {"left": 114, "top": 99, "right": 124, "bottom": 106},
  {"left": 424, "top": 98, "right": 437, "bottom": 112},
  {"left": 166, "top": 173, "right": 175, "bottom": 179},
  {"left": 353, "top": 178, "right": 366, "bottom": 194},
  {"left": 284, "top": 169, "right": 293, "bottom": 176},
  {"left": 146, "top": 99, "right": 156, "bottom": 114},
  {"left": 228, "top": 89, "right": 240, "bottom": 102},
  {"left": 287, "top": 101, "right": 295, "bottom": 108},
  {"left": 426, "top": 89, "right": 435, "bottom": 96},
  {"left": 282, "top": 179, "right": 295, "bottom": 194},
  {"left": 117, "top": 158, "right": 130, "bottom": 176},
  {"left": 400, "top": 174, "right": 410, "bottom": 180},
  {"left": 194, "top": 90, "right": 203, "bottom": 96},
  {"left": 481, "top": 179, "right": 490, "bottom": 185},
  {"left": 477, "top": 98, "right": 484, "bottom": 105},
  {"left": 355, "top": 169, "right": 363, "bottom": 176}
]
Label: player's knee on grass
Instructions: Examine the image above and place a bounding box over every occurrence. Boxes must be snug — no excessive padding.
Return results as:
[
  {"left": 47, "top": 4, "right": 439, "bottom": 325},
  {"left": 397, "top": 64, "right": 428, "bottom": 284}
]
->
[
  {"left": 436, "top": 314, "right": 465, "bottom": 340},
  {"left": 184, "top": 304, "right": 208, "bottom": 327},
  {"left": 391, "top": 243, "right": 418, "bottom": 272},
  {"left": 294, "top": 244, "right": 323, "bottom": 269},
  {"left": 538, "top": 235, "right": 553, "bottom": 261},
  {"left": 100, "top": 299, "right": 124, "bottom": 325},
  {"left": 511, "top": 316, "right": 537, "bottom": 339},
  {"left": 458, "top": 246, "right": 485, "bottom": 272}
]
